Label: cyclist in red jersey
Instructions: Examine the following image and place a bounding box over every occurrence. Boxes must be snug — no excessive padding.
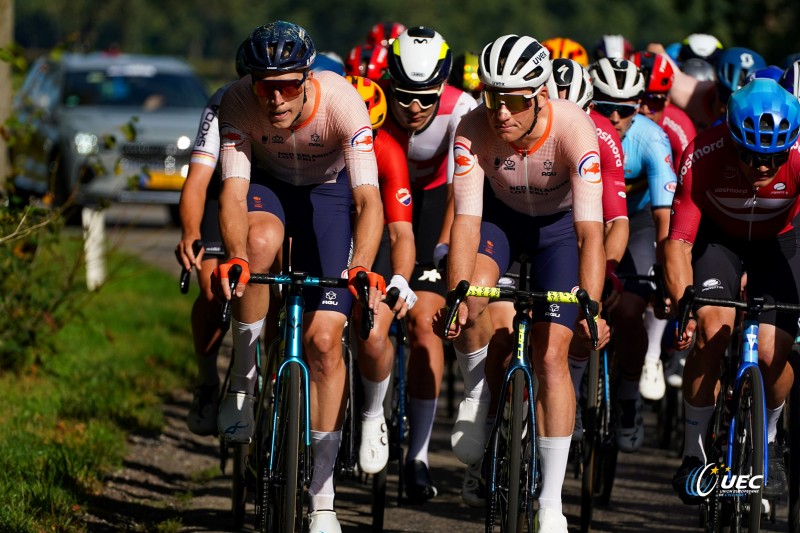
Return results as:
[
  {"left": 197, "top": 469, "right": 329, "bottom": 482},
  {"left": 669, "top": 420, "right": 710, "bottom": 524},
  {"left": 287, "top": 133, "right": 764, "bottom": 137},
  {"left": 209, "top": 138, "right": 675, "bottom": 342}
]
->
[
  {"left": 213, "top": 23, "right": 385, "bottom": 533},
  {"left": 380, "top": 26, "right": 478, "bottom": 502},
  {"left": 344, "top": 76, "right": 418, "bottom": 476},
  {"left": 435, "top": 35, "right": 610, "bottom": 532},
  {"left": 631, "top": 51, "right": 698, "bottom": 175},
  {"left": 666, "top": 79, "right": 800, "bottom": 503}
]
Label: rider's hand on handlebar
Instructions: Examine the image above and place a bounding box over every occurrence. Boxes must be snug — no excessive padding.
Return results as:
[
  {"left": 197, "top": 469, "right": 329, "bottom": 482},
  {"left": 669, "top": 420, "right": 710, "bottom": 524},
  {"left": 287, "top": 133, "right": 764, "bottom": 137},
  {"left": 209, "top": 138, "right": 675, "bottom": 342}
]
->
[
  {"left": 347, "top": 266, "right": 386, "bottom": 312},
  {"left": 674, "top": 316, "right": 696, "bottom": 351},
  {"left": 603, "top": 269, "right": 624, "bottom": 312},
  {"left": 212, "top": 257, "right": 250, "bottom": 300},
  {"left": 432, "top": 301, "right": 468, "bottom": 340},
  {"left": 577, "top": 315, "right": 611, "bottom": 350},
  {"left": 175, "top": 237, "right": 204, "bottom": 271},
  {"left": 385, "top": 274, "right": 416, "bottom": 318}
]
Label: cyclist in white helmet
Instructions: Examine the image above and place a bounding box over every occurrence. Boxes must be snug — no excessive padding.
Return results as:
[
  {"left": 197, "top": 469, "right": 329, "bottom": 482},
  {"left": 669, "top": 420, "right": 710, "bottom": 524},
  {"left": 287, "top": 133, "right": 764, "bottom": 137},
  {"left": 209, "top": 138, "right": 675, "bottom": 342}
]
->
[{"left": 435, "top": 34, "right": 610, "bottom": 533}]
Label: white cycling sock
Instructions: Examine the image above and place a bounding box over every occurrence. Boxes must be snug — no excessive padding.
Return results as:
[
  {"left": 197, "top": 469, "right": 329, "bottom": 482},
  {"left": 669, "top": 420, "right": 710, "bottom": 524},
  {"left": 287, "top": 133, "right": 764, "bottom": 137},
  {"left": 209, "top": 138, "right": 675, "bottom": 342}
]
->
[
  {"left": 644, "top": 307, "right": 668, "bottom": 364},
  {"left": 537, "top": 435, "right": 571, "bottom": 511},
  {"left": 360, "top": 375, "right": 390, "bottom": 421},
  {"left": 683, "top": 402, "right": 715, "bottom": 462},
  {"left": 767, "top": 402, "right": 785, "bottom": 443},
  {"left": 230, "top": 318, "right": 263, "bottom": 393},
  {"left": 309, "top": 430, "right": 341, "bottom": 512},
  {"left": 407, "top": 397, "right": 437, "bottom": 465},
  {"left": 454, "top": 344, "right": 490, "bottom": 402},
  {"left": 568, "top": 355, "right": 589, "bottom": 401}
]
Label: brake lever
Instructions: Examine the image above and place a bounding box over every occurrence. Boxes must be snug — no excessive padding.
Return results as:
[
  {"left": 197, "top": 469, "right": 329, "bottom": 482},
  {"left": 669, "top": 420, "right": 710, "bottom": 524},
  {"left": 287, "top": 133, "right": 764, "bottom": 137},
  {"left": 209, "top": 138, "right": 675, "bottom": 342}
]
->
[
  {"left": 356, "top": 270, "right": 373, "bottom": 340},
  {"left": 576, "top": 288, "right": 599, "bottom": 349},
  {"left": 221, "top": 264, "right": 242, "bottom": 325},
  {"left": 677, "top": 285, "right": 696, "bottom": 337},
  {"left": 444, "top": 280, "right": 470, "bottom": 334},
  {"left": 179, "top": 240, "right": 203, "bottom": 294}
]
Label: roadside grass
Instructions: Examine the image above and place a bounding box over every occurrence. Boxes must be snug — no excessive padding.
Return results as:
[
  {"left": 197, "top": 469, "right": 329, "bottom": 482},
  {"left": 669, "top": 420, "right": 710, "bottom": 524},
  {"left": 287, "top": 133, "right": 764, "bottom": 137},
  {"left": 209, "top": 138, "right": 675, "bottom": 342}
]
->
[{"left": 0, "top": 241, "right": 195, "bottom": 532}]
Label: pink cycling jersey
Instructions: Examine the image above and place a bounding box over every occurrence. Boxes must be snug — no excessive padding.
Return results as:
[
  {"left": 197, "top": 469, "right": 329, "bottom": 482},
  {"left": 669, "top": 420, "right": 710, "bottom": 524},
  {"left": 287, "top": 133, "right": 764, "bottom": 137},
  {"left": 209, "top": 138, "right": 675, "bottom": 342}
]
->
[
  {"left": 669, "top": 124, "right": 800, "bottom": 243},
  {"left": 453, "top": 99, "right": 604, "bottom": 223},
  {"left": 218, "top": 71, "right": 378, "bottom": 189},
  {"left": 590, "top": 108, "right": 628, "bottom": 223}
]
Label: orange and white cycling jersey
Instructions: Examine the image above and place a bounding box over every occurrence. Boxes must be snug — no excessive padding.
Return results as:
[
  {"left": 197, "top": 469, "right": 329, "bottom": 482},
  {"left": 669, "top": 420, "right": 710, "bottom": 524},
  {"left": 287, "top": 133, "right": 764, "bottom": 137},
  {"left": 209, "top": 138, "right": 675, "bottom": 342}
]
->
[
  {"left": 218, "top": 71, "right": 378, "bottom": 189},
  {"left": 453, "top": 99, "right": 604, "bottom": 223}
]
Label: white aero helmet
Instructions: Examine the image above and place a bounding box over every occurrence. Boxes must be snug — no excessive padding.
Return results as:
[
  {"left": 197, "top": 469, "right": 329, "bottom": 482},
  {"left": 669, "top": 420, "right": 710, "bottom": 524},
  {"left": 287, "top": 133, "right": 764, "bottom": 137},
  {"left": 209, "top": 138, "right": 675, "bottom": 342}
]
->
[
  {"left": 546, "top": 58, "right": 594, "bottom": 110},
  {"left": 479, "top": 35, "right": 552, "bottom": 90},
  {"left": 387, "top": 26, "right": 452, "bottom": 89},
  {"left": 588, "top": 57, "right": 645, "bottom": 99}
]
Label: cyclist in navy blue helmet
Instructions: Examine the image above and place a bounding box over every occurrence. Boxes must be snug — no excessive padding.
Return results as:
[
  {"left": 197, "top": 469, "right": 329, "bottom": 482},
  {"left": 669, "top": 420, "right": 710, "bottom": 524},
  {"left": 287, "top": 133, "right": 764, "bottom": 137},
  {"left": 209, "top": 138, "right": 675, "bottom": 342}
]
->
[
  {"left": 666, "top": 79, "right": 800, "bottom": 504},
  {"left": 780, "top": 60, "right": 800, "bottom": 99}
]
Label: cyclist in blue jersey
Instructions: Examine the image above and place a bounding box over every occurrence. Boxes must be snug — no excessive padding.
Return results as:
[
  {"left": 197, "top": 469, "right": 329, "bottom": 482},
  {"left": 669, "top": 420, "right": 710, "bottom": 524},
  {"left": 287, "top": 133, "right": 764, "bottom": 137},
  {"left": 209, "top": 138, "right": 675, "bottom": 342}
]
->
[{"left": 588, "top": 57, "right": 677, "bottom": 452}]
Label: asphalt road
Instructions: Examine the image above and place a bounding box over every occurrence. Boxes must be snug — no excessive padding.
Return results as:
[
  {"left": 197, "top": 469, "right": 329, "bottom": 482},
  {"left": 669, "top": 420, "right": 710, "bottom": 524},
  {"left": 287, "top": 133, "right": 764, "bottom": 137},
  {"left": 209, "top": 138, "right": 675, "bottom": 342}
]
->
[{"left": 99, "top": 204, "right": 793, "bottom": 533}]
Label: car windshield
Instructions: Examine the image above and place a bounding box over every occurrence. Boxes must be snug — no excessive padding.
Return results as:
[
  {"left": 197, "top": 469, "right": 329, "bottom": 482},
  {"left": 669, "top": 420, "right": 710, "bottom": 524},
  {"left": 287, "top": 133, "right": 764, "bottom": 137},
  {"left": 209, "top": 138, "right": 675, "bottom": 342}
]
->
[{"left": 62, "top": 66, "right": 208, "bottom": 110}]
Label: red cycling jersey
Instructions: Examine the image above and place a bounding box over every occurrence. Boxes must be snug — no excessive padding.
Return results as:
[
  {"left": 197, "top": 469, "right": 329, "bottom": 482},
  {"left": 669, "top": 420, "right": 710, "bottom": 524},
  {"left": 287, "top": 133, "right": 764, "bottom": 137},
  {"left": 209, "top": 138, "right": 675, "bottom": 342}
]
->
[
  {"left": 590, "top": 108, "right": 628, "bottom": 223},
  {"left": 658, "top": 104, "right": 697, "bottom": 175},
  {"left": 669, "top": 124, "right": 800, "bottom": 244},
  {"left": 374, "top": 129, "right": 413, "bottom": 224}
]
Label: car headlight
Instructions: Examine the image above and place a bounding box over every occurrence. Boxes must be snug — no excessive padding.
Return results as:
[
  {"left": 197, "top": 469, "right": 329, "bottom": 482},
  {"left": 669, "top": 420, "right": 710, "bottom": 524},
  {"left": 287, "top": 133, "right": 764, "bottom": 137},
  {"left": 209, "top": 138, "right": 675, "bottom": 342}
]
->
[{"left": 73, "top": 132, "right": 99, "bottom": 155}]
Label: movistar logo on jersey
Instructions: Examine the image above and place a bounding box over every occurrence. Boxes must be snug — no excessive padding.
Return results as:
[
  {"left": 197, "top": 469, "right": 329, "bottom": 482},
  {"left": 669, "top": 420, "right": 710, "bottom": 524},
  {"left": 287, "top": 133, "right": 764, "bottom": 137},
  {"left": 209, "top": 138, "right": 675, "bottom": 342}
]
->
[{"left": 684, "top": 462, "right": 763, "bottom": 499}]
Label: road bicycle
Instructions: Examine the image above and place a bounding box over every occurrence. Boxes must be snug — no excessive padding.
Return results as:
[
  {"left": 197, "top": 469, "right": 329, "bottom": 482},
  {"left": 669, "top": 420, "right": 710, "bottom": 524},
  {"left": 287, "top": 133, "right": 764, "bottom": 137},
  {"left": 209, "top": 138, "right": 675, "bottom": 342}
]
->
[
  {"left": 220, "top": 265, "right": 373, "bottom": 533},
  {"left": 444, "top": 280, "right": 598, "bottom": 533},
  {"left": 677, "top": 286, "right": 800, "bottom": 533},
  {"left": 788, "top": 341, "right": 800, "bottom": 533}
]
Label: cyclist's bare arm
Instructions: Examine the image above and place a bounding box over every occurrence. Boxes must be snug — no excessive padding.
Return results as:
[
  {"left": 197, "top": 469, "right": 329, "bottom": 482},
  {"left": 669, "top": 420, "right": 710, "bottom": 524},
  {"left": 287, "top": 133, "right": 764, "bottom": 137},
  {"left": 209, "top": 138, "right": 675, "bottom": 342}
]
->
[
  {"left": 351, "top": 183, "right": 385, "bottom": 310},
  {"left": 219, "top": 177, "right": 251, "bottom": 299},
  {"left": 437, "top": 183, "right": 455, "bottom": 247},
  {"left": 177, "top": 163, "right": 214, "bottom": 270},
  {"left": 604, "top": 217, "right": 629, "bottom": 267},
  {"left": 665, "top": 238, "right": 696, "bottom": 347}
]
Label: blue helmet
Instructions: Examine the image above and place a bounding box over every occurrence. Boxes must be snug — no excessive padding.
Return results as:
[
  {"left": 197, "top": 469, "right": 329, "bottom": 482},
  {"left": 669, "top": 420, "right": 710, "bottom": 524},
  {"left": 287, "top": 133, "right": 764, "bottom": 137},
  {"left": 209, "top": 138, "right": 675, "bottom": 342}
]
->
[
  {"left": 716, "top": 47, "right": 766, "bottom": 96},
  {"left": 727, "top": 78, "right": 800, "bottom": 154},
  {"left": 780, "top": 60, "right": 800, "bottom": 99},
  {"left": 745, "top": 65, "right": 785, "bottom": 84},
  {"left": 244, "top": 21, "right": 316, "bottom": 73},
  {"left": 311, "top": 51, "right": 345, "bottom": 76},
  {"left": 664, "top": 42, "right": 682, "bottom": 63}
]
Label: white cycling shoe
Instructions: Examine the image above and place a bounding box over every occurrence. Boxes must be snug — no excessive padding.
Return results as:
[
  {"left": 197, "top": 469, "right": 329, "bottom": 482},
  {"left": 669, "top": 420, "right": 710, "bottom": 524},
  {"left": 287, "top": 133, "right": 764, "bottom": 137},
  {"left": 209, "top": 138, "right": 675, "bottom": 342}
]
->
[
  {"left": 639, "top": 359, "right": 666, "bottom": 401},
  {"left": 358, "top": 417, "right": 389, "bottom": 474},
  {"left": 308, "top": 510, "right": 342, "bottom": 533},
  {"left": 451, "top": 398, "right": 490, "bottom": 464},
  {"left": 535, "top": 507, "right": 568, "bottom": 532},
  {"left": 217, "top": 391, "right": 255, "bottom": 443}
]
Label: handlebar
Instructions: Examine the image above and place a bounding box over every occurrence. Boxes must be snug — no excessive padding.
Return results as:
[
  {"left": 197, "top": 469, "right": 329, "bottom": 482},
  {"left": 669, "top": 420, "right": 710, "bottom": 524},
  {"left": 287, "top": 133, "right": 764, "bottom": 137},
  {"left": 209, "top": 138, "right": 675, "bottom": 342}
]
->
[
  {"left": 443, "top": 280, "right": 601, "bottom": 348},
  {"left": 178, "top": 240, "right": 203, "bottom": 294},
  {"left": 219, "top": 269, "right": 377, "bottom": 341}
]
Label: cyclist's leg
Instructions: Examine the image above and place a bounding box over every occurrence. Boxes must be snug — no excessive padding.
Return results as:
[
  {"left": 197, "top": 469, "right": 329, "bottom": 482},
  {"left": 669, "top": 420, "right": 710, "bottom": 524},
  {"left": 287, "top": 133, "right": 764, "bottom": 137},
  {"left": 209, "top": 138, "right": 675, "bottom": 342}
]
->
[{"left": 218, "top": 181, "right": 284, "bottom": 442}]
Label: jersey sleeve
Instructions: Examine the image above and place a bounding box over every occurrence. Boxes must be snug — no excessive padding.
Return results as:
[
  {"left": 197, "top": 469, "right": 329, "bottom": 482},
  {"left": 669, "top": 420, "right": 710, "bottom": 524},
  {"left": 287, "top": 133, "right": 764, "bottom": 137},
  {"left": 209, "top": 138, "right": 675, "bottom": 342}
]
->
[
  {"left": 218, "top": 80, "right": 254, "bottom": 181},
  {"left": 445, "top": 92, "right": 479, "bottom": 185},
  {"left": 644, "top": 122, "right": 678, "bottom": 208},
  {"left": 562, "top": 109, "right": 604, "bottom": 223},
  {"left": 190, "top": 85, "right": 228, "bottom": 169},
  {"left": 668, "top": 141, "right": 702, "bottom": 244},
  {"left": 593, "top": 113, "right": 628, "bottom": 223},
  {"left": 326, "top": 75, "right": 380, "bottom": 189},
  {"left": 375, "top": 130, "right": 413, "bottom": 224},
  {"left": 452, "top": 112, "right": 486, "bottom": 217}
]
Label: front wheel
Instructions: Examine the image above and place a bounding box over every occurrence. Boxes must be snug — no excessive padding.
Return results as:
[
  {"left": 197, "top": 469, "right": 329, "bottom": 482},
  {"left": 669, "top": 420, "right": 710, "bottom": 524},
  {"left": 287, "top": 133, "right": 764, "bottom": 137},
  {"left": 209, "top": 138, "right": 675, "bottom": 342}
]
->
[{"left": 231, "top": 443, "right": 248, "bottom": 529}]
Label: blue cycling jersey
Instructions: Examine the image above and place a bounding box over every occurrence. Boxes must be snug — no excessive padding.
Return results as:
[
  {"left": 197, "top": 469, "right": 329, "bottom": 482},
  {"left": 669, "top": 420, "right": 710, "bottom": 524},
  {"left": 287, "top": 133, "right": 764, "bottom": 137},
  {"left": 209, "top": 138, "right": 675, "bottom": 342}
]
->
[{"left": 623, "top": 115, "right": 678, "bottom": 215}]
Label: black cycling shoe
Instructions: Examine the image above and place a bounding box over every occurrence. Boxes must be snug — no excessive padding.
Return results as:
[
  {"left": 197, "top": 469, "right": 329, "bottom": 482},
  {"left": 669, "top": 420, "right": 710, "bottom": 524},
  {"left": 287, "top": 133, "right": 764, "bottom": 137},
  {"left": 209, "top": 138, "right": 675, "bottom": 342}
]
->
[
  {"left": 404, "top": 460, "right": 438, "bottom": 504},
  {"left": 672, "top": 455, "right": 705, "bottom": 505},
  {"left": 763, "top": 442, "right": 787, "bottom": 498}
]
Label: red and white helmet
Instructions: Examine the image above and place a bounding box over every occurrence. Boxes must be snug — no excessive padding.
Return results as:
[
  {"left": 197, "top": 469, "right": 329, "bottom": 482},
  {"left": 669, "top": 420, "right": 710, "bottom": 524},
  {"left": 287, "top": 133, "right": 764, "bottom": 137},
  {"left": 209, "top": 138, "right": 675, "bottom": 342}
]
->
[{"left": 630, "top": 51, "right": 674, "bottom": 94}]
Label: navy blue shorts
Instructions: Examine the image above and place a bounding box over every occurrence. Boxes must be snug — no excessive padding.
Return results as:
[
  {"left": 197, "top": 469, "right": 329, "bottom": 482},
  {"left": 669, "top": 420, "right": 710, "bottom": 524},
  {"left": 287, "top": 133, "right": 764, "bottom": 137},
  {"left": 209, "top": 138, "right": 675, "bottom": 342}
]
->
[
  {"left": 200, "top": 198, "right": 225, "bottom": 259},
  {"left": 617, "top": 209, "right": 657, "bottom": 299},
  {"left": 479, "top": 195, "right": 579, "bottom": 328},
  {"left": 248, "top": 169, "right": 354, "bottom": 315}
]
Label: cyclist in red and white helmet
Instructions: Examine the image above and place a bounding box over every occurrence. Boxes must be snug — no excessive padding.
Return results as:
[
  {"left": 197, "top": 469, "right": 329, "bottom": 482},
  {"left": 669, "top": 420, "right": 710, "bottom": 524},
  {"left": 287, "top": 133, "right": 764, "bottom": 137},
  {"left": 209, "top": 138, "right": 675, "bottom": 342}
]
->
[
  {"left": 594, "top": 33, "right": 635, "bottom": 60},
  {"left": 366, "top": 21, "right": 406, "bottom": 48},
  {"left": 435, "top": 34, "right": 610, "bottom": 532},
  {"left": 345, "top": 43, "right": 389, "bottom": 81}
]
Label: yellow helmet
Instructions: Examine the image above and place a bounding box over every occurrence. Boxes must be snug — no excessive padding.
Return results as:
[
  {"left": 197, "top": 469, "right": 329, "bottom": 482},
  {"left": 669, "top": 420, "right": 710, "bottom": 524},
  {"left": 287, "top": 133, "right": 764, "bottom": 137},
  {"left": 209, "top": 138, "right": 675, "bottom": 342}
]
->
[
  {"left": 542, "top": 37, "right": 589, "bottom": 67},
  {"left": 346, "top": 75, "right": 387, "bottom": 129}
]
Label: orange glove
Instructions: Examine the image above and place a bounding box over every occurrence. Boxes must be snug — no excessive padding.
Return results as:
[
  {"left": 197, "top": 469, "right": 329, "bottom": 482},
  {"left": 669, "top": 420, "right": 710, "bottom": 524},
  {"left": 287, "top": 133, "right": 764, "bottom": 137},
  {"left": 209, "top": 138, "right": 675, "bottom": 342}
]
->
[
  {"left": 347, "top": 266, "right": 386, "bottom": 298},
  {"left": 213, "top": 257, "right": 251, "bottom": 289}
]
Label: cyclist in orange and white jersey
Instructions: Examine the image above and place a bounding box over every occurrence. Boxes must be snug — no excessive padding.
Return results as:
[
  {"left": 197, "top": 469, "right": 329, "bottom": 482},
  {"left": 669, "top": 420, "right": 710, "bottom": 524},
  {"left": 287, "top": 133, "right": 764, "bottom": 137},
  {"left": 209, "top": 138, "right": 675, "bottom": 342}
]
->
[
  {"left": 213, "top": 22, "right": 385, "bottom": 533},
  {"left": 435, "top": 35, "right": 609, "bottom": 532}
]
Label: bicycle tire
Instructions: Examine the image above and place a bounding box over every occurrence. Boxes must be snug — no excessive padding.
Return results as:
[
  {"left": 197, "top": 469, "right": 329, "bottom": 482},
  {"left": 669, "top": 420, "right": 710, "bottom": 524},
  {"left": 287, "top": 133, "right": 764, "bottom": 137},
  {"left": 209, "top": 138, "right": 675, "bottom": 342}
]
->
[
  {"left": 500, "top": 372, "right": 526, "bottom": 533},
  {"left": 264, "top": 364, "right": 303, "bottom": 533},
  {"left": 580, "top": 350, "right": 600, "bottom": 532},
  {"left": 232, "top": 442, "right": 248, "bottom": 529},
  {"left": 371, "top": 463, "right": 388, "bottom": 532},
  {"left": 728, "top": 365, "right": 765, "bottom": 533},
  {"left": 788, "top": 350, "right": 800, "bottom": 533}
]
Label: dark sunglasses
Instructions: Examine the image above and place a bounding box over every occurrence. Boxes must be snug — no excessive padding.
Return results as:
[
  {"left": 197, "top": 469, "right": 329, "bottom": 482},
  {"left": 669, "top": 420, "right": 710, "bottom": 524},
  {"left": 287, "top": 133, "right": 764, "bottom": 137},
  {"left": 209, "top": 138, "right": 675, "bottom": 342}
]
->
[
  {"left": 252, "top": 73, "right": 307, "bottom": 100},
  {"left": 737, "top": 147, "right": 790, "bottom": 169},
  {"left": 483, "top": 86, "right": 542, "bottom": 114},
  {"left": 592, "top": 100, "right": 640, "bottom": 118},
  {"left": 641, "top": 93, "right": 667, "bottom": 111},
  {"left": 391, "top": 85, "right": 443, "bottom": 110}
]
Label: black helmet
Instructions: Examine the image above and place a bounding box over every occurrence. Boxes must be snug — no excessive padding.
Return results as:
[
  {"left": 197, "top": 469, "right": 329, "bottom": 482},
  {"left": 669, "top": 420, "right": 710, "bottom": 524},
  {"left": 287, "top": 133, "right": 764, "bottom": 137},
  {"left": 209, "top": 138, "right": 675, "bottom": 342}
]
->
[{"left": 244, "top": 21, "right": 316, "bottom": 73}]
